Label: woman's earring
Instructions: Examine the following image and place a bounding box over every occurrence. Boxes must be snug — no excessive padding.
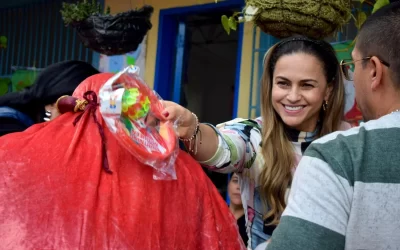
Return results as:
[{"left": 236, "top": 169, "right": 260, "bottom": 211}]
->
[
  {"left": 44, "top": 110, "right": 51, "bottom": 122},
  {"left": 322, "top": 100, "right": 328, "bottom": 111}
]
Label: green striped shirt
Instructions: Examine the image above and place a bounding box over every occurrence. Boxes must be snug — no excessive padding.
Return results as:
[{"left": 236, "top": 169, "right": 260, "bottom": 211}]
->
[{"left": 267, "top": 113, "right": 400, "bottom": 250}]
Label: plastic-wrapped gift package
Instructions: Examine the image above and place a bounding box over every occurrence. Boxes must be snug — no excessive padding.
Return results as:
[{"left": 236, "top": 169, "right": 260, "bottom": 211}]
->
[{"left": 99, "top": 66, "right": 178, "bottom": 180}]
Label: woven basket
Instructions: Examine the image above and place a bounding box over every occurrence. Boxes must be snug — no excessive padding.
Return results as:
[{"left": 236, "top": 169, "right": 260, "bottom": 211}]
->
[
  {"left": 247, "top": 0, "right": 351, "bottom": 39},
  {"left": 71, "top": 5, "right": 153, "bottom": 56}
]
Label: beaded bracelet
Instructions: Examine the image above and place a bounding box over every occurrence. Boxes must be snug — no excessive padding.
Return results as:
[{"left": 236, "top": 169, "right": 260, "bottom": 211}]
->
[{"left": 179, "top": 113, "right": 201, "bottom": 155}]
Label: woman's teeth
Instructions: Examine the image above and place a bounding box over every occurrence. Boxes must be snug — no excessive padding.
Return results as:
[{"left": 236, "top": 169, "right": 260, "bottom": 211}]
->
[{"left": 284, "top": 105, "right": 304, "bottom": 111}]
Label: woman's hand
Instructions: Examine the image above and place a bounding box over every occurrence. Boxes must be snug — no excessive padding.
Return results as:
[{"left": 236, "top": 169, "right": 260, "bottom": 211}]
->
[
  {"left": 161, "top": 101, "right": 197, "bottom": 139},
  {"left": 161, "top": 101, "right": 219, "bottom": 161}
]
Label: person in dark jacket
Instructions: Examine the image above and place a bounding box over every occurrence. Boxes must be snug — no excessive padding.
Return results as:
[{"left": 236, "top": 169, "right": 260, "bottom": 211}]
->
[{"left": 0, "top": 60, "right": 99, "bottom": 136}]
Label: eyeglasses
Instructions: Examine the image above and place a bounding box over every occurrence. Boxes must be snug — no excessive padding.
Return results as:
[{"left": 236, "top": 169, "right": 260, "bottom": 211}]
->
[{"left": 340, "top": 57, "right": 390, "bottom": 81}]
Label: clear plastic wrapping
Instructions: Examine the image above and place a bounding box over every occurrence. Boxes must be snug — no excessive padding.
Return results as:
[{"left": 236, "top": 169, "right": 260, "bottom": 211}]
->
[{"left": 99, "top": 66, "right": 178, "bottom": 180}]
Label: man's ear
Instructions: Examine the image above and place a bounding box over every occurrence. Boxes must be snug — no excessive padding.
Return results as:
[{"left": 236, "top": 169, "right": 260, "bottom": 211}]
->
[{"left": 370, "top": 56, "right": 384, "bottom": 91}]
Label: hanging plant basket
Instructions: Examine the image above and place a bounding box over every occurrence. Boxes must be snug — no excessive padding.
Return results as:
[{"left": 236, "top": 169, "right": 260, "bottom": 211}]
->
[
  {"left": 62, "top": 2, "right": 154, "bottom": 55},
  {"left": 246, "top": 0, "right": 351, "bottom": 39}
]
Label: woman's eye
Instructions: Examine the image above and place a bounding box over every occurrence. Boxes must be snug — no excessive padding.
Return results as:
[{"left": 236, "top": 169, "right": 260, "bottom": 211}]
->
[
  {"left": 277, "top": 82, "right": 289, "bottom": 87},
  {"left": 302, "top": 83, "right": 314, "bottom": 88}
]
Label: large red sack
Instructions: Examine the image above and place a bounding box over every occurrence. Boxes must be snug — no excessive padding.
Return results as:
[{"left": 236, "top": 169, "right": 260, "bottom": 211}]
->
[{"left": 0, "top": 73, "right": 245, "bottom": 250}]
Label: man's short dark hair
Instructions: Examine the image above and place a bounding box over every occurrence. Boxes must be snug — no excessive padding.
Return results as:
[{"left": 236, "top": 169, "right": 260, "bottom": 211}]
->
[{"left": 357, "top": 2, "right": 400, "bottom": 86}]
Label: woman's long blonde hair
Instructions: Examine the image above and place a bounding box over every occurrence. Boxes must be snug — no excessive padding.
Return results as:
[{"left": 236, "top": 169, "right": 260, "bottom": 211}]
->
[{"left": 259, "top": 37, "right": 345, "bottom": 225}]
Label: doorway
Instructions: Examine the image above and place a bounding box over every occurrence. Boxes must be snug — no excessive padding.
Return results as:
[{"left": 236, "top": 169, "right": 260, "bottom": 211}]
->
[
  {"left": 182, "top": 12, "right": 239, "bottom": 125},
  {"left": 154, "top": 0, "right": 243, "bottom": 199}
]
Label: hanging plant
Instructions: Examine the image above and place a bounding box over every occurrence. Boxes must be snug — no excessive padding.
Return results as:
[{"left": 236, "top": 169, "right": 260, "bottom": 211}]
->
[
  {"left": 0, "top": 36, "right": 7, "bottom": 49},
  {"left": 218, "top": 0, "right": 352, "bottom": 39},
  {"left": 218, "top": 0, "right": 391, "bottom": 39},
  {"left": 61, "top": 0, "right": 154, "bottom": 56}
]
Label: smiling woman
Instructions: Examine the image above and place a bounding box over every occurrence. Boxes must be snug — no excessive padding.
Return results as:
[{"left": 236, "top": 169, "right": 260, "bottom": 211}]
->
[
  {"left": 259, "top": 37, "right": 348, "bottom": 231},
  {"left": 159, "top": 35, "right": 351, "bottom": 249},
  {"left": 271, "top": 53, "right": 331, "bottom": 132}
]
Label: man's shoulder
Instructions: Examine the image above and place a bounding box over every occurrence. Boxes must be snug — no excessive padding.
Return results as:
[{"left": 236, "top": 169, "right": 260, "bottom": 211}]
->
[
  {"left": 314, "top": 115, "right": 400, "bottom": 145},
  {"left": 305, "top": 114, "right": 400, "bottom": 185}
]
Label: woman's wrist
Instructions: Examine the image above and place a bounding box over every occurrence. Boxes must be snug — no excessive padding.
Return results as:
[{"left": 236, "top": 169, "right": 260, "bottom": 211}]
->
[
  {"left": 179, "top": 112, "right": 201, "bottom": 155},
  {"left": 178, "top": 112, "right": 198, "bottom": 139}
]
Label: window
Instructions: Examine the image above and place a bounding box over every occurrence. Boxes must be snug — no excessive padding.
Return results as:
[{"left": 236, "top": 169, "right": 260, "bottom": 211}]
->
[{"left": 0, "top": 0, "right": 97, "bottom": 77}]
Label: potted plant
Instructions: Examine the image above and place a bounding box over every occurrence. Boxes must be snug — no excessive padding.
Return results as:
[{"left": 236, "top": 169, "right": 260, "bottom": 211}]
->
[{"left": 61, "top": 0, "right": 154, "bottom": 56}]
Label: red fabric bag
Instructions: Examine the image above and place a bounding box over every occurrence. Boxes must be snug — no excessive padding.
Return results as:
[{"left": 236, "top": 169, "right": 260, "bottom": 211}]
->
[{"left": 0, "top": 73, "right": 245, "bottom": 250}]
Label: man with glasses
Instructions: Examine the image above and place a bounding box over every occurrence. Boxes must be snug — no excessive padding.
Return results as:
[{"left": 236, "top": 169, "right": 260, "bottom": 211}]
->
[{"left": 266, "top": 2, "right": 400, "bottom": 250}]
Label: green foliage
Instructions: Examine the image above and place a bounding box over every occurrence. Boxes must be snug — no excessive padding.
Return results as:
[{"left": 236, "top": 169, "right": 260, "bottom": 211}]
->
[
  {"left": 215, "top": 0, "right": 243, "bottom": 34},
  {"left": 221, "top": 15, "right": 230, "bottom": 34},
  {"left": 220, "top": 13, "right": 243, "bottom": 35},
  {"left": 61, "top": 0, "right": 111, "bottom": 25},
  {"left": 355, "top": 11, "right": 367, "bottom": 29},
  {"left": 353, "top": 0, "right": 390, "bottom": 29},
  {"left": 372, "top": 0, "right": 390, "bottom": 13}
]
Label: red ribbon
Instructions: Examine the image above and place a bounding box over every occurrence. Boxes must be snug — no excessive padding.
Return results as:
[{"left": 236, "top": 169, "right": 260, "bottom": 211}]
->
[{"left": 73, "top": 91, "right": 112, "bottom": 174}]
